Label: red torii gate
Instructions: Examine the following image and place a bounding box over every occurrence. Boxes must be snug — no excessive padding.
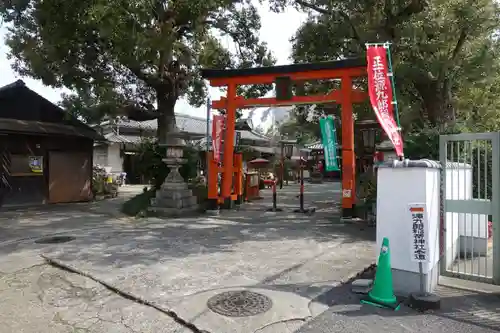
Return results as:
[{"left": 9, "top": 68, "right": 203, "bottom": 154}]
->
[{"left": 201, "top": 58, "right": 367, "bottom": 217}]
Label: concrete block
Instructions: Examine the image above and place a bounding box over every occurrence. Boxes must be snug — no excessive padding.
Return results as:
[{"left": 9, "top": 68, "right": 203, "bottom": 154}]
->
[{"left": 351, "top": 279, "right": 373, "bottom": 294}]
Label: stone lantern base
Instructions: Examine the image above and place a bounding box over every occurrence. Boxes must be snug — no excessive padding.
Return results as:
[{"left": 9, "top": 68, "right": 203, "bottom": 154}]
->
[{"left": 148, "top": 141, "right": 199, "bottom": 217}]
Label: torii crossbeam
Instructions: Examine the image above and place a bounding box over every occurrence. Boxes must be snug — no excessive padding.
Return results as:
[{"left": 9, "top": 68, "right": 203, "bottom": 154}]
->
[{"left": 201, "top": 58, "right": 367, "bottom": 217}]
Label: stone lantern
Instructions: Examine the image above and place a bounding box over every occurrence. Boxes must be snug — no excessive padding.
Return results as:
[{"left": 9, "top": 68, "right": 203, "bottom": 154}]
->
[
  {"left": 279, "top": 138, "right": 297, "bottom": 188},
  {"left": 149, "top": 127, "right": 198, "bottom": 216},
  {"left": 375, "top": 139, "right": 397, "bottom": 164}
]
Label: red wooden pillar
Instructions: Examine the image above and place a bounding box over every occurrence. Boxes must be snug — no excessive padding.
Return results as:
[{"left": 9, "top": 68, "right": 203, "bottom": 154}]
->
[
  {"left": 221, "top": 83, "right": 237, "bottom": 207},
  {"left": 341, "top": 76, "right": 356, "bottom": 217},
  {"left": 233, "top": 153, "right": 243, "bottom": 203}
]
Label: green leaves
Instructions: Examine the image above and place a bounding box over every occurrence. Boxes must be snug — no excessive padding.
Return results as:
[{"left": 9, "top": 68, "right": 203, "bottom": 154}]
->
[
  {"left": 269, "top": 0, "right": 500, "bottom": 137},
  {"left": 1, "top": 0, "right": 276, "bottom": 126}
]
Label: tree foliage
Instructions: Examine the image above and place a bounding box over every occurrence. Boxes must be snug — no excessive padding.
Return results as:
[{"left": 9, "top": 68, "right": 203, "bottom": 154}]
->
[
  {"left": 270, "top": 0, "right": 500, "bottom": 135},
  {"left": 0, "top": 0, "right": 276, "bottom": 141}
]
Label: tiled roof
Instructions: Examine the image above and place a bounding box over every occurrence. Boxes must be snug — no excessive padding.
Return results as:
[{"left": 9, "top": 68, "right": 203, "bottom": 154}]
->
[
  {"left": 105, "top": 133, "right": 149, "bottom": 144},
  {"left": 115, "top": 114, "right": 270, "bottom": 143},
  {"left": 0, "top": 118, "right": 103, "bottom": 140},
  {"left": 305, "top": 141, "right": 342, "bottom": 150},
  {"left": 0, "top": 80, "right": 102, "bottom": 140},
  {"left": 305, "top": 141, "right": 323, "bottom": 150}
]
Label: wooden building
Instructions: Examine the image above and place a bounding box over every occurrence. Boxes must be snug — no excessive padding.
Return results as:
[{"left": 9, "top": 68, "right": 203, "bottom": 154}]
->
[{"left": 0, "top": 80, "right": 102, "bottom": 207}]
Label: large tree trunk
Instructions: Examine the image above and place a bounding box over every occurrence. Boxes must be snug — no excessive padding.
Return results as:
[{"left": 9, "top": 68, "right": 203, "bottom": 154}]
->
[
  {"left": 156, "top": 93, "right": 177, "bottom": 145},
  {"left": 414, "top": 79, "right": 456, "bottom": 127}
]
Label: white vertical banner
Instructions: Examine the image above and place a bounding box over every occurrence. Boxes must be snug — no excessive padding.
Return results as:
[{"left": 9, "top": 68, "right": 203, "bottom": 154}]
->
[{"left": 408, "top": 203, "right": 430, "bottom": 263}]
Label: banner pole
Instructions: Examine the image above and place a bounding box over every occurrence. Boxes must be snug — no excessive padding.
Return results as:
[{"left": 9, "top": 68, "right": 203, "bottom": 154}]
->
[
  {"left": 206, "top": 97, "right": 211, "bottom": 153},
  {"left": 384, "top": 42, "right": 404, "bottom": 160},
  {"left": 384, "top": 43, "right": 401, "bottom": 130}
]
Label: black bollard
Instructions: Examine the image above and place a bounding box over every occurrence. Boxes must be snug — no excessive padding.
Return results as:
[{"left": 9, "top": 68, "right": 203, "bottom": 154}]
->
[
  {"left": 299, "top": 174, "right": 304, "bottom": 211},
  {"left": 293, "top": 161, "right": 315, "bottom": 214},
  {"left": 267, "top": 180, "right": 283, "bottom": 212}
]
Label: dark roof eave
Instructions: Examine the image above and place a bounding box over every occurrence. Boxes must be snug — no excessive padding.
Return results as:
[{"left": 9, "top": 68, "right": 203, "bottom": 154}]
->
[{"left": 0, "top": 119, "right": 104, "bottom": 140}]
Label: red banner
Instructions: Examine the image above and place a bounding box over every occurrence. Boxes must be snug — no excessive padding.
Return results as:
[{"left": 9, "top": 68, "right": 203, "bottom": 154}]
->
[
  {"left": 212, "top": 115, "right": 224, "bottom": 163},
  {"left": 366, "top": 46, "right": 404, "bottom": 157}
]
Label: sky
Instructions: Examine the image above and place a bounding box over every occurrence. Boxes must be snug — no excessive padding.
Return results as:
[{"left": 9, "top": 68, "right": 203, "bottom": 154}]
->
[{"left": 0, "top": 2, "right": 307, "bottom": 119}]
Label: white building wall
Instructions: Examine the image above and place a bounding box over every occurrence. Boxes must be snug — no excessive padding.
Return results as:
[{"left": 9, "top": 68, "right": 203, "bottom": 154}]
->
[
  {"left": 92, "top": 143, "right": 123, "bottom": 174},
  {"left": 107, "top": 143, "right": 124, "bottom": 173},
  {"left": 93, "top": 145, "right": 108, "bottom": 166}
]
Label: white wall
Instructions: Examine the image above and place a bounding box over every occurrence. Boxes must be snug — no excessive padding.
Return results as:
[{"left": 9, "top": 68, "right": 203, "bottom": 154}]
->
[
  {"left": 426, "top": 169, "right": 441, "bottom": 273},
  {"left": 377, "top": 167, "right": 440, "bottom": 274},
  {"left": 93, "top": 145, "right": 108, "bottom": 166},
  {"left": 107, "top": 143, "right": 123, "bottom": 173},
  {"left": 445, "top": 169, "right": 464, "bottom": 268},
  {"left": 92, "top": 143, "right": 123, "bottom": 174},
  {"left": 445, "top": 167, "right": 489, "bottom": 264}
]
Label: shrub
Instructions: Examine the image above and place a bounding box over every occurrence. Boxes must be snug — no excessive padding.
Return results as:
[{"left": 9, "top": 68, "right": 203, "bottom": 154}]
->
[
  {"left": 92, "top": 165, "right": 118, "bottom": 197},
  {"left": 135, "top": 139, "right": 200, "bottom": 189},
  {"left": 121, "top": 189, "right": 156, "bottom": 217}
]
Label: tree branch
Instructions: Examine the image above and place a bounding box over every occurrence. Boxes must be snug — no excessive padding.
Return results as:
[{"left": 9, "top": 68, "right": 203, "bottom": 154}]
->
[
  {"left": 127, "top": 65, "right": 163, "bottom": 88},
  {"left": 450, "top": 28, "right": 468, "bottom": 62},
  {"left": 294, "top": 0, "right": 364, "bottom": 46},
  {"left": 437, "top": 28, "right": 468, "bottom": 84},
  {"left": 384, "top": 0, "right": 428, "bottom": 38},
  {"left": 390, "top": 0, "right": 428, "bottom": 26}
]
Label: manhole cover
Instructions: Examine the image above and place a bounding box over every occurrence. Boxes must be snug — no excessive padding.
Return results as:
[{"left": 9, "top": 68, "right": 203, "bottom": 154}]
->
[
  {"left": 207, "top": 290, "right": 272, "bottom": 317},
  {"left": 35, "top": 236, "right": 76, "bottom": 244}
]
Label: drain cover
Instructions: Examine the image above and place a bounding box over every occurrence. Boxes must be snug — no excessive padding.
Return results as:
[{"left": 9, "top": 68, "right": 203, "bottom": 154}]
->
[
  {"left": 35, "top": 236, "right": 76, "bottom": 244},
  {"left": 207, "top": 290, "right": 272, "bottom": 317}
]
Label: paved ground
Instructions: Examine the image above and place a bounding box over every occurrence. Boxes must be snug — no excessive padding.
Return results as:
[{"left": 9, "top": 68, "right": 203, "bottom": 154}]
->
[
  {"left": 0, "top": 184, "right": 146, "bottom": 244},
  {"left": 451, "top": 239, "right": 494, "bottom": 278},
  {"left": 1, "top": 182, "right": 499, "bottom": 332},
  {"left": 296, "top": 283, "right": 500, "bottom": 333},
  {"left": 0, "top": 185, "right": 174, "bottom": 333},
  {"left": 38, "top": 182, "right": 376, "bottom": 333},
  {"left": 0, "top": 182, "right": 375, "bottom": 332}
]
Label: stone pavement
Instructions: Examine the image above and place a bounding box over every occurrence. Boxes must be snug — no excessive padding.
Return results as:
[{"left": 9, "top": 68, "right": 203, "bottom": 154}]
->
[
  {"left": 0, "top": 185, "right": 147, "bottom": 244},
  {"left": 31, "top": 182, "right": 376, "bottom": 333},
  {"left": 0, "top": 184, "right": 179, "bottom": 333},
  {"left": 0, "top": 264, "right": 185, "bottom": 333},
  {"left": 1, "top": 182, "right": 499, "bottom": 332}
]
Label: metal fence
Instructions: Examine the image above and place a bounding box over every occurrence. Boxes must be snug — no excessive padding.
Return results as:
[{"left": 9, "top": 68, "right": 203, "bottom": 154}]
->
[{"left": 440, "top": 132, "right": 499, "bottom": 284}]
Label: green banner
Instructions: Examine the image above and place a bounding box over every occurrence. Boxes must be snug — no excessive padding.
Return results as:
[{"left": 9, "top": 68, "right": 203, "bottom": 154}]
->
[{"left": 319, "top": 116, "right": 339, "bottom": 172}]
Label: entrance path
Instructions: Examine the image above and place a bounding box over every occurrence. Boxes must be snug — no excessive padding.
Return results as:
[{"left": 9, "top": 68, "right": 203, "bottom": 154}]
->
[
  {"left": 34, "top": 182, "right": 376, "bottom": 333},
  {"left": 2, "top": 182, "right": 498, "bottom": 332}
]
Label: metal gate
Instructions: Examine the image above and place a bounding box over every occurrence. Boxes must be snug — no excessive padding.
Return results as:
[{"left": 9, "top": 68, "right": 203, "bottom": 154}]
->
[{"left": 440, "top": 132, "right": 500, "bottom": 284}]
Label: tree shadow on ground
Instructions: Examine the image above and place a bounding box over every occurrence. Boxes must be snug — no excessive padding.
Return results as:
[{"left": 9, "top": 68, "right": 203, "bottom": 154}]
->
[
  {"left": 0, "top": 182, "right": 377, "bottom": 311},
  {"left": 0, "top": 181, "right": 374, "bottom": 284},
  {"left": 302, "top": 282, "right": 500, "bottom": 332},
  {"left": 26, "top": 210, "right": 374, "bottom": 269}
]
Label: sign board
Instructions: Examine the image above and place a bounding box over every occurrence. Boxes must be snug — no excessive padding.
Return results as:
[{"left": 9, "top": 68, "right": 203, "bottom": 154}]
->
[
  {"left": 212, "top": 115, "right": 225, "bottom": 163},
  {"left": 275, "top": 76, "right": 293, "bottom": 100},
  {"left": 342, "top": 189, "right": 351, "bottom": 198},
  {"left": 234, "top": 131, "right": 241, "bottom": 149},
  {"left": 319, "top": 116, "right": 339, "bottom": 171},
  {"left": 408, "top": 203, "right": 429, "bottom": 262},
  {"left": 29, "top": 156, "right": 43, "bottom": 173}
]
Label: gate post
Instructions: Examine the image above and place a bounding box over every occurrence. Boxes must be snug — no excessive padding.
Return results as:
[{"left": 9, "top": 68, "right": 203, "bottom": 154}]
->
[
  {"left": 376, "top": 159, "right": 441, "bottom": 294},
  {"left": 493, "top": 133, "right": 500, "bottom": 285}
]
